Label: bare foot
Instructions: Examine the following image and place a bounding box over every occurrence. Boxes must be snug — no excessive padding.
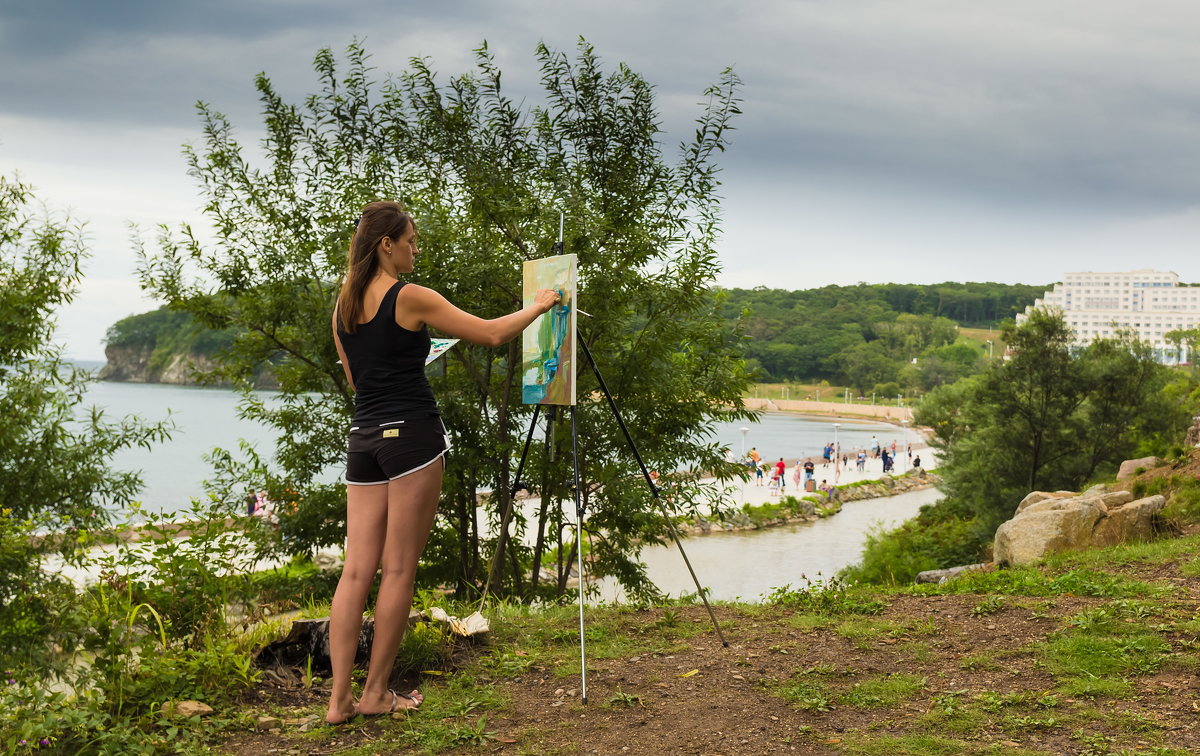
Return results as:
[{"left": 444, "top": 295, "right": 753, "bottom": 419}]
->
[{"left": 326, "top": 698, "right": 357, "bottom": 725}]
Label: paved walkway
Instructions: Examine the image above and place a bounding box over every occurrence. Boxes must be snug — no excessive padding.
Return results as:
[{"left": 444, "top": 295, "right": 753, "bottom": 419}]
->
[{"left": 731, "top": 445, "right": 939, "bottom": 509}]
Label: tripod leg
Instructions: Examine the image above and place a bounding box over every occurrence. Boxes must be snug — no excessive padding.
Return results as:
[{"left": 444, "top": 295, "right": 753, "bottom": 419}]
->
[
  {"left": 480, "top": 404, "right": 542, "bottom": 610},
  {"left": 576, "top": 330, "right": 729, "bottom": 648},
  {"left": 570, "top": 404, "right": 589, "bottom": 705}
]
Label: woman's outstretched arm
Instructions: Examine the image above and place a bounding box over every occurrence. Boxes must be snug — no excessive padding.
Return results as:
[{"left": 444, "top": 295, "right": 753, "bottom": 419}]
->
[{"left": 396, "top": 285, "right": 560, "bottom": 347}]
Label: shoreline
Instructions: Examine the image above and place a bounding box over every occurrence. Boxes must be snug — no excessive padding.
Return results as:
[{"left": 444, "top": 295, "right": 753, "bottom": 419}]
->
[
  {"left": 742, "top": 397, "right": 915, "bottom": 424},
  {"left": 678, "top": 468, "right": 940, "bottom": 538}
]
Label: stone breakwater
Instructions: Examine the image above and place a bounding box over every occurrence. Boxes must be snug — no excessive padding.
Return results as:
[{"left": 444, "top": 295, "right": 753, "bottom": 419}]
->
[{"left": 678, "top": 471, "right": 941, "bottom": 536}]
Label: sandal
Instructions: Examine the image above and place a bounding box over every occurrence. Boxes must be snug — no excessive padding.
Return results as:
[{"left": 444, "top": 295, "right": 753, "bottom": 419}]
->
[{"left": 358, "top": 689, "right": 422, "bottom": 717}]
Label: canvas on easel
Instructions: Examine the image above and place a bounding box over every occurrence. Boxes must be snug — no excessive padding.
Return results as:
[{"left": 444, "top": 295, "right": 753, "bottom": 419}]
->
[{"left": 521, "top": 253, "right": 577, "bottom": 405}]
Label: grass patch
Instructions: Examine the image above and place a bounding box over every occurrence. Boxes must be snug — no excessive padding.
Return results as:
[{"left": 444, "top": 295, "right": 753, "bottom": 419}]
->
[
  {"left": 899, "top": 641, "right": 935, "bottom": 664},
  {"left": 933, "top": 567, "right": 1170, "bottom": 599},
  {"left": 958, "top": 653, "right": 1001, "bottom": 672},
  {"left": 1044, "top": 533, "right": 1200, "bottom": 571},
  {"left": 766, "top": 575, "right": 887, "bottom": 615},
  {"left": 839, "top": 733, "right": 1044, "bottom": 755},
  {"left": 774, "top": 677, "right": 835, "bottom": 711},
  {"left": 1043, "top": 631, "right": 1169, "bottom": 678},
  {"left": 787, "top": 613, "right": 835, "bottom": 632},
  {"left": 839, "top": 673, "right": 926, "bottom": 708}
]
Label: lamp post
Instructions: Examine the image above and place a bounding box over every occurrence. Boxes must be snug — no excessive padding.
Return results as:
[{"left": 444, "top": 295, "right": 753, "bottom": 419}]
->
[
  {"left": 739, "top": 427, "right": 750, "bottom": 504},
  {"left": 901, "top": 419, "right": 910, "bottom": 472},
  {"left": 833, "top": 422, "right": 841, "bottom": 482}
]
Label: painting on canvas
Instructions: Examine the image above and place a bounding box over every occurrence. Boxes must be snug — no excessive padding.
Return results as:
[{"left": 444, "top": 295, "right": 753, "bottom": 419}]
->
[{"left": 521, "top": 253, "right": 577, "bottom": 405}]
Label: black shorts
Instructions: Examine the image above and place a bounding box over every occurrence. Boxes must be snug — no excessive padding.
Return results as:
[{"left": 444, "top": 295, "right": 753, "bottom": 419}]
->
[{"left": 345, "top": 416, "right": 451, "bottom": 486}]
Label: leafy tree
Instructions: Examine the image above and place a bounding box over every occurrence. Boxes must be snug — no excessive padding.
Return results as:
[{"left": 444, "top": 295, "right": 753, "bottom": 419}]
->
[
  {"left": 847, "top": 311, "right": 1196, "bottom": 584},
  {"left": 1, "top": 175, "right": 171, "bottom": 664},
  {"left": 834, "top": 341, "right": 896, "bottom": 395},
  {"left": 917, "top": 309, "right": 1192, "bottom": 536},
  {"left": 137, "top": 41, "right": 753, "bottom": 601},
  {"left": 1165, "top": 328, "right": 1200, "bottom": 373}
]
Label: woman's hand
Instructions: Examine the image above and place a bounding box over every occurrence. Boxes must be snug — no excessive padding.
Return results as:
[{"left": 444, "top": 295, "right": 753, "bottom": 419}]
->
[{"left": 533, "top": 288, "right": 562, "bottom": 313}]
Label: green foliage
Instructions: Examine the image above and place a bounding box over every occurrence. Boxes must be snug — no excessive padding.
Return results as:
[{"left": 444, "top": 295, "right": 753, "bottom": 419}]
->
[
  {"left": 0, "top": 503, "right": 266, "bottom": 753},
  {"left": 910, "top": 310, "right": 1196, "bottom": 567},
  {"left": 775, "top": 677, "right": 835, "bottom": 711},
  {"left": 931, "top": 567, "right": 1168, "bottom": 599},
  {"left": 764, "top": 574, "right": 887, "bottom": 615},
  {"left": 136, "top": 40, "right": 754, "bottom": 602},
  {"left": 1, "top": 175, "right": 174, "bottom": 678},
  {"left": 722, "top": 283, "right": 1041, "bottom": 385},
  {"left": 0, "top": 175, "right": 173, "bottom": 529},
  {"left": 840, "top": 674, "right": 926, "bottom": 708},
  {"left": 840, "top": 498, "right": 983, "bottom": 585}
]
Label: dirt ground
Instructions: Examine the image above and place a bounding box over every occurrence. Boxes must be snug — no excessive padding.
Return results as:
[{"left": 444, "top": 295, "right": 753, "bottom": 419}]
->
[
  {"left": 216, "top": 458, "right": 1200, "bottom": 755},
  {"left": 219, "top": 590, "right": 1200, "bottom": 755}
]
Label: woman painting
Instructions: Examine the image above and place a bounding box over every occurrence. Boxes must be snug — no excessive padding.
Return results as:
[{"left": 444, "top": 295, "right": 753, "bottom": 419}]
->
[{"left": 326, "top": 200, "right": 559, "bottom": 724}]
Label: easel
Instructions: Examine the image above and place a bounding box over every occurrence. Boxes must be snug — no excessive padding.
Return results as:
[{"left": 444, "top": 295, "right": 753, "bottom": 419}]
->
[
  {"left": 499, "top": 326, "right": 729, "bottom": 705},
  {"left": 481, "top": 223, "right": 727, "bottom": 705}
]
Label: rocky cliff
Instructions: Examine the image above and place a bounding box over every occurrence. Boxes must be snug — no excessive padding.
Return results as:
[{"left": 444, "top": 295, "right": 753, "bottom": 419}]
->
[{"left": 100, "top": 344, "right": 278, "bottom": 389}]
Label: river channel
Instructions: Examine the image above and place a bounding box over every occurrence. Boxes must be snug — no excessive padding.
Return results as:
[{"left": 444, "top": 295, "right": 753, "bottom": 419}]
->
[{"left": 594, "top": 486, "right": 941, "bottom": 602}]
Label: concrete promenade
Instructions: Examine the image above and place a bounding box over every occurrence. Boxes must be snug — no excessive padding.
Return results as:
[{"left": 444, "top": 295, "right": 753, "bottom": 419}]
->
[
  {"left": 730, "top": 445, "right": 939, "bottom": 509},
  {"left": 743, "top": 397, "right": 914, "bottom": 422}
]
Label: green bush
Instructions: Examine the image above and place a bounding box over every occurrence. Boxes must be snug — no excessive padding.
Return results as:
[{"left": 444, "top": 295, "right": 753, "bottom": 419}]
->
[
  {"left": 765, "top": 574, "right": 887, "bottom": 615},
  {"left": 840, "top": 500, "right": 984, "bottom": 585}
]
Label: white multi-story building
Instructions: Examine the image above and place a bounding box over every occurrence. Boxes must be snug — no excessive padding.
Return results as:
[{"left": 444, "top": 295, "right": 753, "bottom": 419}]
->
[{"left": 1018, "top": 269, "right": 1200, "bottom": 363}]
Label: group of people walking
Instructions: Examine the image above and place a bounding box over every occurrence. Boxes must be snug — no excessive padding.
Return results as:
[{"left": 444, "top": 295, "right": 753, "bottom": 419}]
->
[{"left": 739, "top": 432, "right": 924, "bottom": 502}]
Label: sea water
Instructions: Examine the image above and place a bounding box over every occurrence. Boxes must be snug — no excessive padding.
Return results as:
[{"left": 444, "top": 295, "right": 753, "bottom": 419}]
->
[{"left": 76, "top": 372, "right": 907, "bottom": 517}]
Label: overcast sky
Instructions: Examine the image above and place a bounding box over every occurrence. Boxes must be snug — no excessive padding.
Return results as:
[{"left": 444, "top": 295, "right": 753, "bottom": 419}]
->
[{"left": 4, "top": 1, "right": 1200, "bottom": 360}]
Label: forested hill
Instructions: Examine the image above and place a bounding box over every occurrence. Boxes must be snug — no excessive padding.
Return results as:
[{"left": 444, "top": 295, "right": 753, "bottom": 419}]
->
[
  {"left": 719, "top": 282, "right": 1048, "bottom": 386},
  {"left": 100, "top": 283, "right": 1047, "bottom": 392}
]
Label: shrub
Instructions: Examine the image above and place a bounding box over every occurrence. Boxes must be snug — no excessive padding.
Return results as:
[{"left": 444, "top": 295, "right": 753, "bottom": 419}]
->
[
  {"left": 765, "top": 574, "right": 886, "bottom": 615},
  {"left": 840, "top": 500, "right": 983, "bottom": 585}
]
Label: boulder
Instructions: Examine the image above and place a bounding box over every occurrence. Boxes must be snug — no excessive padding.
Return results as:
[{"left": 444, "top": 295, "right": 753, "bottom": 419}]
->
[
  {"left": 1117, "top": 457, "right": 1162, "bottom": 481},
  {"left": 1091, "top": 495, "right": 1166, "bottom": 547},
  {"left": 1015, "top": 490, "right": 1075, "bottom": 516},
  {"left": 915, "top": 563, "right": 989, "bottom": 584},
  {"left": 994, "top": 497, "right": 1106, "bottom": 565},
  {"left": 995, "top": 488, "right": 1167, "bottom": 566}
]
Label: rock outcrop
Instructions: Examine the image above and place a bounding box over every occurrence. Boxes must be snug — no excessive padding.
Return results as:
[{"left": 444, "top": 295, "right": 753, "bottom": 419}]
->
[
  {"left": 993, "top": 486, "right": 1165, "bottom": 566},
  {"left": 100, "top": 343, "right": 278, "bottom": 388},
  {"left": 1117, "top": 456, "right": 1162, "bottom": 481},
  {"left": 1187, "top": 415, "right": 1200, "bottom": 448}
]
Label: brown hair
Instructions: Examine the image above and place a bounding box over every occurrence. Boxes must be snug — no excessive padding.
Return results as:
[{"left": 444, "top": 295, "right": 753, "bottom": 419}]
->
[{"left": 336, "top": 201, "right": 413, "bottom": 333}]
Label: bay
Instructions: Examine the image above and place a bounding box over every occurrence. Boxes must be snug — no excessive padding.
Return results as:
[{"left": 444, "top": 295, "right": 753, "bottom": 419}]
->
[
  {"left": 76, "top": 374, "right": 907, "bottom": 516},
  {"left": 596, "top": 486, "right": 941, "bottom": 603}
]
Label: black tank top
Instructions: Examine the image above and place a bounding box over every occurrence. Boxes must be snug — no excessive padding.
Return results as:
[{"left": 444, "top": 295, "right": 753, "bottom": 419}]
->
[{"left": 337, "top": 281, "right": 439, "bottom": 425}]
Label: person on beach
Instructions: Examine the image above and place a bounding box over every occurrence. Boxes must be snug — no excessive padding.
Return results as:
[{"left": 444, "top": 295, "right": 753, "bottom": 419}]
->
[
  {"left": 792, "top": 460, "right": 803, "bottom": 489},
  {"left": 748, "top": 447, "right": 763, "bottom": 485},
  {"left": 326, "top": 201, "right": 560, "bottom": 725},
  {"left": 818, "top": 479, "right": 833, "bottom": 500}
]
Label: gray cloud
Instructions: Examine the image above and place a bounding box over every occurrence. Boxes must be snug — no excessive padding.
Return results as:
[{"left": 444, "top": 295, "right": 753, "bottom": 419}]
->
[{"left": 4, "top": 0, "right": 1200, "bottom": 358}]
